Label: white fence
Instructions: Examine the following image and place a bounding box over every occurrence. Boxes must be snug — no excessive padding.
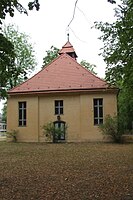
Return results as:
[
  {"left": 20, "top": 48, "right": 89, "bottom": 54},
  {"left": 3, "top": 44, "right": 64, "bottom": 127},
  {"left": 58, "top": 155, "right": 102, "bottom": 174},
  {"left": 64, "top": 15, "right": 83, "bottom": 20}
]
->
[{"left": 0, "top": 122, "right": 7, "bottom": 133}]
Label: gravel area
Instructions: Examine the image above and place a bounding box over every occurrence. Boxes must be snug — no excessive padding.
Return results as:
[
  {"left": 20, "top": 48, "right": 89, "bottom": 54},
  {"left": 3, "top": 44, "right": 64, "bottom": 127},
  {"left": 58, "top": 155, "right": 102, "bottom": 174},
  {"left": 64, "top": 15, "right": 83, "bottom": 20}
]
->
[{"left": 0, "top": 142, "right": 133, "bottom": 200}]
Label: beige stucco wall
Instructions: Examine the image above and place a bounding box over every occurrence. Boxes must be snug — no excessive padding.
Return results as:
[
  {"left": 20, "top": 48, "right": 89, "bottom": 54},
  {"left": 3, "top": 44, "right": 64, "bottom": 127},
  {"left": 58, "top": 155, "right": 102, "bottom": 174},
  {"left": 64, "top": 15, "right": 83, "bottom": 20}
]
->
[
  {"left": 7, "top": 96, "right": 39, "bottom": 142},
  {"left": 7, "top": 91, "right": 117, "bottom": 142}
]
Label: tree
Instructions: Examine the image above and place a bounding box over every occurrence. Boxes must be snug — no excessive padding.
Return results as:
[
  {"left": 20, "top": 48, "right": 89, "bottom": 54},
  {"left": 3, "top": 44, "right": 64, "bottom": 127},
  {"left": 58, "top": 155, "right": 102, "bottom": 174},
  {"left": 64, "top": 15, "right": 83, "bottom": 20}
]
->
[
  {"left": 1, "top": 24, "right": 37, "bottom": 90},
  {"left": 0, "top": 0, "right": 40, "bottom": 25},
  {"left": 0, "top": 0, "right": 40, "bottom": 98},
  {"left": 108, "top": 0, "right": 116, "bottom": 3},
  {"left": 80, "top": 60, "right": 97, "bottom": 75},
  {"left": 0, "top": 32, "right": 15, "bottom": 88},
  {"left": 1, "top": 24, "right": 37, "bottom": 122},
  {"left": 94, "top": 0, "right": 133, "bottom": 131},
  {"left": 42, "top": 46, "right": 59, "bottom": 67},
  {"left": 42, "top": 46, "right": 98, "bottom": 76},
  {"left": 0, "top": 0, "right": 116, "bottom": 94}
]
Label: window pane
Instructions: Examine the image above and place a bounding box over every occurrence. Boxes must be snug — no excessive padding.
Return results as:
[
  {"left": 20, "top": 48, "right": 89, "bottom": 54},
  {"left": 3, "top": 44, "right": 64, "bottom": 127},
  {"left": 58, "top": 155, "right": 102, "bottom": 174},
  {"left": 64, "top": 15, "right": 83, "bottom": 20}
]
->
[
  {"left": 18, "top": 102, "right": 26, "bottom": 126},
  {"left": 19, "top": 102, "right": 22, "bottom": 108},
  {"left": 23, "top": 102, "right": 26, "bottom": 108},
  {"left": 94, "top": 119, "right": 98, "bottom": 125},
  {"left": 99, "top": 119, "right": 103, "bottom": 124},
  {"left": 94, "top": 99, "right": 97, "bottom": 106},
  {"left": 19, "top": 120, "right": 22, "bottom": 126},
  {"left": 19, "top": 110, "right": 22, "bottom": 119},
  {"left": 60, "top": 108, "right": 63, "bottom": 115},
  {"left": 99, "top": 107, "right": 103, "bottom": 117},
  {"left": 55, "top": 108, "right": 59, "bottom": 115},
  {"left": 23, "top": 120, "right": 26, "bottom": 126},
  {"left": 55, "top": 101, "right": 58, "bottom": 107},
  {"left": 54, "top": 100, "right": 63, "bottom": 115},
  {"left": 99, "top": 99, "right": 103, "bottom": 105},
  {"left": 24, "top": 110, "right": 26, "bottom": 120},
  {"left": 93, "top": 98, "right": 103, "bottom": 126},
  {"left": 60, "top": 100, "right": 63, "bottom": 106},
  {"left": 94, "top": 107, "right": 98, "bottom": 117}
]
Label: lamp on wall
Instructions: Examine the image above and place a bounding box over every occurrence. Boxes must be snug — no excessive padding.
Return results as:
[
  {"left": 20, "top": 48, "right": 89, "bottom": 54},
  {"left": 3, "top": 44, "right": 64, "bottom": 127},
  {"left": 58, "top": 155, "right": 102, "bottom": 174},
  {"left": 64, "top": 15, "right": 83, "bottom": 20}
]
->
[{"left": 57, "top": 115, "right": 61, "bottom": 121}]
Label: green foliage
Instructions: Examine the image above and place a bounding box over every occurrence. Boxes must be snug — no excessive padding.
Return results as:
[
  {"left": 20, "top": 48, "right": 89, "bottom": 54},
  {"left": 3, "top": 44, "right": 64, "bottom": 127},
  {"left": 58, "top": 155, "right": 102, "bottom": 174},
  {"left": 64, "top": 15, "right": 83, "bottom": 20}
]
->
[
  {"left": 1, "top": 24, "right": 37, "bottom": 92},
  {"left": 6, "top": 129, "right": 18, "bottom": 142},
  {"left": 94, "top": 0, "right": 133, "bottom": 86},
  {"left": 42, "top": 46, "right": 59, "bottom": 67},
  {"left": 80, "top": 60, "right": 97, "bottom": 75},
  {"left": 0, "top": 0, "right": 40, "bottom": 25},
  {"left": 94, "top": 0, "right": 133, "bottom": 132},
  {"left": 42, "top": 122, "right": 67, "bottom": 143},
  {"left": 118, "top": 88, "right": 133, "bottom": 132},
  {"left": 42, "top": 122, "right": 55, "bottom": 141},
  {"left": 0, "top": 0, "right": 39, "bottom": 98},
  {"left": 108, "top": 0, "right": 116, "bottom": 3},
  {"left": 0, "top": 33, "right": 15, "bottom": 90},
  {"left": 28, "top": 0, "right": 40, "bottom": 11},
  {"left": 99, "top": 115, "right": 123, "bottom": 143}
]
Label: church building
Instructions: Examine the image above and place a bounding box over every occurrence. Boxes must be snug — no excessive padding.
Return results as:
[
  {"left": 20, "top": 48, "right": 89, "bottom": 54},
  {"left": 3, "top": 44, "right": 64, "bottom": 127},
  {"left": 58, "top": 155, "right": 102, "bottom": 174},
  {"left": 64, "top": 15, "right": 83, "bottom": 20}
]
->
[{"left": 7, "top": 40, "right": 118, "bottom": 142}]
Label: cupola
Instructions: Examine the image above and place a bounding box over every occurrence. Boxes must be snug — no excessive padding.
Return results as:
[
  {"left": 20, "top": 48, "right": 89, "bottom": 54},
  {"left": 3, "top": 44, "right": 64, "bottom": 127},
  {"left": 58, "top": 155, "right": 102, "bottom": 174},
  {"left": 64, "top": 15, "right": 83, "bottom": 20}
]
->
[{"left": 59, "top": 34, "right": 77, "bottom": 60}]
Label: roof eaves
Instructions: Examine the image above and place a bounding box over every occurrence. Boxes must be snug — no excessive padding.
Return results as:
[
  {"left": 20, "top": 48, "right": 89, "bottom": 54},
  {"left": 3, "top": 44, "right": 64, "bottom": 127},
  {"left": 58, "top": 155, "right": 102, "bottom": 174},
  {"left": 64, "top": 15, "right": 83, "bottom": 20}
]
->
[{"left": 8, "top": 87, "right": 119, "bottom": 96}]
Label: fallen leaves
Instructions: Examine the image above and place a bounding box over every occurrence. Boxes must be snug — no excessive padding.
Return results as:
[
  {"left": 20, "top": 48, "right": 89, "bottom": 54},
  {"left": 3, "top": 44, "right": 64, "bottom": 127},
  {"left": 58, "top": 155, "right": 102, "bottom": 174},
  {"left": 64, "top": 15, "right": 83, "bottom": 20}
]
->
[{"left": 0, "top": 142, "right": 133, "bottom": 199}]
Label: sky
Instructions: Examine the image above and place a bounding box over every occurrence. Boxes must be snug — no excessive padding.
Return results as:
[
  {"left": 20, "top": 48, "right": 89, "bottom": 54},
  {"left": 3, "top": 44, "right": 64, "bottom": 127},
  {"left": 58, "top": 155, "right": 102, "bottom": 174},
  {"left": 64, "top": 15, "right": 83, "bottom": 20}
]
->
[{"left": 0, "top": 0, "right": 119, "bottom": 112}]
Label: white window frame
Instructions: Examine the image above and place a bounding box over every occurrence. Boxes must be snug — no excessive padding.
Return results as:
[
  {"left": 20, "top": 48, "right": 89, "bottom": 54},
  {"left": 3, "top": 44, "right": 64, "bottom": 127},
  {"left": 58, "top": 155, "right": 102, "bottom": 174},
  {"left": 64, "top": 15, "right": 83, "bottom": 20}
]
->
[
  {"left": 18, "top": 102, "right": 27, "bottom": 126},
  {"left": 55, "top": 100, "right": 63, "bottom": 115},
  {"left": 93, "top": 98, "right": 103, "bottom": 125}
]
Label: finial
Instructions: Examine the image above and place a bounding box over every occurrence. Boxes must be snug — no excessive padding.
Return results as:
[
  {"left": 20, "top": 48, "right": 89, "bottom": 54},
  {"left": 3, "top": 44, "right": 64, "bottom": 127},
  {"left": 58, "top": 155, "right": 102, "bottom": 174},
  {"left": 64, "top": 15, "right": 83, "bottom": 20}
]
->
[{"left": 67, "top": 33, "right": 69, "bottom": 42}]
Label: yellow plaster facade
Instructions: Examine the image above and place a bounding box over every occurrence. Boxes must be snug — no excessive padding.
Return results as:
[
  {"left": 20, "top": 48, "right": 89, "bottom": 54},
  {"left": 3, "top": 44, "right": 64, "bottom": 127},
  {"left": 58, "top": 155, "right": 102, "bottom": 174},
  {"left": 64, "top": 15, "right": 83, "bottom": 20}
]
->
[{"left": 7, "top": 90, "right": 117, "bottom": 142}]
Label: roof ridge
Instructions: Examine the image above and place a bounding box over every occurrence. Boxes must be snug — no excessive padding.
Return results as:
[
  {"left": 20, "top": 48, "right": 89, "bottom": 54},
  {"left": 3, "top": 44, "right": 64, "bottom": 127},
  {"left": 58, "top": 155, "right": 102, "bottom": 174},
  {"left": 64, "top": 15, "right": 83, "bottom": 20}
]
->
[{"left": 9, "top": 52, "right": 110, "bottom": 94}]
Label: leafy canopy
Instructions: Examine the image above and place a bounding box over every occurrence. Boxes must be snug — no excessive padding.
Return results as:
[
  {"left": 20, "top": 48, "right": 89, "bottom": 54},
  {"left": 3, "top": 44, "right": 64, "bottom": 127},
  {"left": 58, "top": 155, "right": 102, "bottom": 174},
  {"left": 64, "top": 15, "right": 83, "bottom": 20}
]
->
[
  {"left": 80, "top": 60, "right": 97, "bottom": 75},
  {"left": 42, "top": 46, "right": 97, "bottom": 75},
  {"left": 95, "top": 0, "right": 133, "bottom": 131},
  {"left": 42, "top": 46, "right": 59, "bottom": 67},
  {"left": 0, "top": 0, "right": 40, "bottom": 96},
  {"left": 94, "top": 0, "right": 133, "bottom": 87},
  {"left": 1, "top": 24, "right": 37, "bottom": 97},
  {"left": 0, "top": 0, "right": 40, "bottom": 25}
]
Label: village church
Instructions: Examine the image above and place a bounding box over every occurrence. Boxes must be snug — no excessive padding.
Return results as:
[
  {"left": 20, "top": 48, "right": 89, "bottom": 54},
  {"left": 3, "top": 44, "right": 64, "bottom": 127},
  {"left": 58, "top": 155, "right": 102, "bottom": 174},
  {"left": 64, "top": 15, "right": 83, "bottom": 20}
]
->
[{"left": 7, "top": 40, "right": 118, "bottom": 142}]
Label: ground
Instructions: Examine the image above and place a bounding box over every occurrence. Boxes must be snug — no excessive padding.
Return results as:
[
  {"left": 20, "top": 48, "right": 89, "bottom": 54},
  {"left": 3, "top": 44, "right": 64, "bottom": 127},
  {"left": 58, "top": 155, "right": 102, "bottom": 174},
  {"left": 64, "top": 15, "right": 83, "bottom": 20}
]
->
[{"left": 0, "top": 142, "right": 133, "bottom": 200}]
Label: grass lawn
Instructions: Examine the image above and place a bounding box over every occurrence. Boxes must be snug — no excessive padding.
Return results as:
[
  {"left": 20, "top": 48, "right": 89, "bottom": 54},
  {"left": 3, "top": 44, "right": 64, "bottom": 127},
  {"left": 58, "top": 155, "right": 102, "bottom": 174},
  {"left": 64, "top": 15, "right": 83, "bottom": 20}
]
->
[{"left": 0, "top": 142, "right": 133, "bottom": 200}]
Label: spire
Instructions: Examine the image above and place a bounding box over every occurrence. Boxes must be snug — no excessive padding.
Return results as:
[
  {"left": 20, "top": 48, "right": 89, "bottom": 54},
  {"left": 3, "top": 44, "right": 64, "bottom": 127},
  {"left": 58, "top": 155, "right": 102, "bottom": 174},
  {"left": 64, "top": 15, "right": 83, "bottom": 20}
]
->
[
  {"left": 59, "top": 36, "right": 78, "bottom": 60},
  {"left": 67, "top": 33, "right": 69, "bottom": 42}
]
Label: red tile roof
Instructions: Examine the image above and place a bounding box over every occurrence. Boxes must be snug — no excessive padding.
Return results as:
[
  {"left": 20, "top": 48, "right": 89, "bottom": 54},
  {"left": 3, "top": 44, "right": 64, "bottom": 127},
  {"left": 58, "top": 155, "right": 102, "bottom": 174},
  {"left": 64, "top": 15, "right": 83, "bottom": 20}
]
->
[
  {"left": 59, "top": 41, "right": 77, "bottom": 58},
  {"left": 9, "top": 52, "right": 110, "bottom": 95}
]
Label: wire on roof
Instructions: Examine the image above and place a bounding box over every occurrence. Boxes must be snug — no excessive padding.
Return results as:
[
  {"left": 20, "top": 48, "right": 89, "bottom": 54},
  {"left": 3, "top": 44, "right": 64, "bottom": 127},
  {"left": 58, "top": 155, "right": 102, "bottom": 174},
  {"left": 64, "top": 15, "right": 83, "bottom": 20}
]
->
[
  {"left": 66, "top": 0, "right": 88, "bottom": 44},
  {"left": 77, "top": 6, "right": 91, "bottom": 25},
  {"left": 67, "top": 0, "right": 79, "bottom": 28},
  {"left": 69, "top": 27, "right": 86, "bottom": 43}
]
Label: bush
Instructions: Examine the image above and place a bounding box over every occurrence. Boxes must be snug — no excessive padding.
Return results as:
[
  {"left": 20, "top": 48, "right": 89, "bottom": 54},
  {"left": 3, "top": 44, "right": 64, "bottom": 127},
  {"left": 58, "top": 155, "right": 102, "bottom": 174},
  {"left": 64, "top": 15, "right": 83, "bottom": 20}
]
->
[
  {"left": 99, "top": 115, "right": 123, "bottom": 143},
  {"left": 6, "top": 129, "right": 18, "bottom": 142},
  {"left": 42, "top": 122, "right": 67, "bottom": 143},
  {"left": 42, "top": 122, "right": 55, "bottom": 142}
]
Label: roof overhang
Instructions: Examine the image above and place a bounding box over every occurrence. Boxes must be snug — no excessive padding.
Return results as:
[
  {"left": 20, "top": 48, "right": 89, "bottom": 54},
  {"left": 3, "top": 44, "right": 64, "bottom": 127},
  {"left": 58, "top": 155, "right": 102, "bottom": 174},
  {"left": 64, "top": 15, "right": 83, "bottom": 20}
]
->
[{"left": 8, "top": 87, "right": 119, "bottom": 97}]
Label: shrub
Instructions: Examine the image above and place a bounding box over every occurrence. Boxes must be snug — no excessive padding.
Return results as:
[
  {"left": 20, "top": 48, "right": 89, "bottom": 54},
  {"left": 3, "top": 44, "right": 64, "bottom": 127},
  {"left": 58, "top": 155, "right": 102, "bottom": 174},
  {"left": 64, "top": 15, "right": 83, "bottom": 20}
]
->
[
  {"left": 99, "top": 115, "right": 123, "bottom": 143},
  {"left": 42, "top": 122, "right": 55, "bottom": 142},
  {"left": 42, "top": 122, "right": 67, "bottom": 143},
  {"left": 6, "top": 129, "right": 18, "bottom": 142}
]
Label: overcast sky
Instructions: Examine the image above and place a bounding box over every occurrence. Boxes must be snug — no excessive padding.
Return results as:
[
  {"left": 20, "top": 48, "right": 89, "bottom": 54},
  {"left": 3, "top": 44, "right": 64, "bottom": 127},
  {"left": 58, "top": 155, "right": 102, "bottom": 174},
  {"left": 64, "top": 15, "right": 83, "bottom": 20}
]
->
[{"left": 0, "top": 0, "right": 119, "bottom": 112}]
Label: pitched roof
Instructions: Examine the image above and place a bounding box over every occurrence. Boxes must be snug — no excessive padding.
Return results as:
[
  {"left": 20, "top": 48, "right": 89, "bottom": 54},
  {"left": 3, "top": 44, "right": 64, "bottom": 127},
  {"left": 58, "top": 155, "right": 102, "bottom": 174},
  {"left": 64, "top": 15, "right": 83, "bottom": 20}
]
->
[
  {"left": 59, "top": 41, "right": 77, "bottom": 58},
  {"left": 9, "top": 52, "right": 110, "bottom": 95}
]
